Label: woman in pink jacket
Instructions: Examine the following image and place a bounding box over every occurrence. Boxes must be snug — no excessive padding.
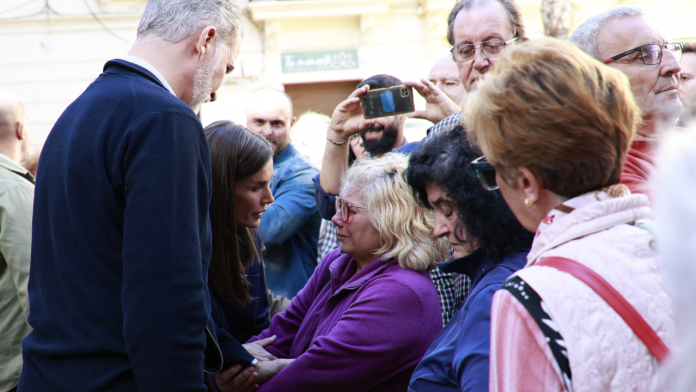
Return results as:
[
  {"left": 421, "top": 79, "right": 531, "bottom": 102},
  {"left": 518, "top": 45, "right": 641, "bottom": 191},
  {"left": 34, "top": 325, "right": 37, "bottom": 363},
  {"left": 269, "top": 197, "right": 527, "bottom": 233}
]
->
[{"left": 465, "top": 38, "right": 674, "bottom": 391}]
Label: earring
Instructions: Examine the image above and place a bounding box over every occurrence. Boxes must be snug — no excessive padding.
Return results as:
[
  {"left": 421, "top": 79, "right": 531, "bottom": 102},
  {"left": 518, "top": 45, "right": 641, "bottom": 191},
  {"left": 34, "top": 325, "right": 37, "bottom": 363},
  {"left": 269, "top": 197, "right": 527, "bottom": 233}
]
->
[{"left": 525, "top": 198, "right": 537, "bottom": 209}]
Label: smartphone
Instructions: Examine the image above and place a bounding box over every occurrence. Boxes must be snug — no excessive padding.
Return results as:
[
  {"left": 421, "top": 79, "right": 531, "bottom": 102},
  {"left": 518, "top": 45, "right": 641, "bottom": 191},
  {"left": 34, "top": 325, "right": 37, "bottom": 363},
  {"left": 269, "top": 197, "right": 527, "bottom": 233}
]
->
[{"left": 360, "top": 85, "right": 415, "bottom": 119}]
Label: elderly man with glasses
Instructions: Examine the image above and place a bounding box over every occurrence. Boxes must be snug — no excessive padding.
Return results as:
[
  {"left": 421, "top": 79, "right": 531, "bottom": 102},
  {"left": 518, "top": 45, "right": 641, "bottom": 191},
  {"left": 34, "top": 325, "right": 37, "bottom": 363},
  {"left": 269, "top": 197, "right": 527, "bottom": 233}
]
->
[
  {"left": 405, "top": 0, "right": 526, "bottom": 136},
  {"left": 570, "top": 5, "right": 683, "bottom": 199}
]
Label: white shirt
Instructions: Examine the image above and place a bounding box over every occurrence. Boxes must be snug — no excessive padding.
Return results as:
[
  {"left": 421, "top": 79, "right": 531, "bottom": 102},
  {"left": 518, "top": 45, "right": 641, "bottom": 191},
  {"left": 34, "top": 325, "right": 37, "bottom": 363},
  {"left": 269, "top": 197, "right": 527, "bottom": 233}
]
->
[{"left": 119, "top": 55, "right": 177, "bottom": 96}]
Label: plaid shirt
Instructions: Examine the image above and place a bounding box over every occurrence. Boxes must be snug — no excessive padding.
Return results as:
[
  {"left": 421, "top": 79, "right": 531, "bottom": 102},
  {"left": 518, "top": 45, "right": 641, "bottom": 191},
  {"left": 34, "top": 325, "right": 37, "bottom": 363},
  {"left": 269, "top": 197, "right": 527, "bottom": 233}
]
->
[
  {"left": 317, "top": 219, "right": 340, "bottom": 264},
  {"left": 317, "top": 220, "right": 470, "bottom": 325},
  {"left": 427, "top": 111, "right": 463, "bottom": 138},
  {"left": 430, "top": 260, "right": 470, "bottom": 326}
]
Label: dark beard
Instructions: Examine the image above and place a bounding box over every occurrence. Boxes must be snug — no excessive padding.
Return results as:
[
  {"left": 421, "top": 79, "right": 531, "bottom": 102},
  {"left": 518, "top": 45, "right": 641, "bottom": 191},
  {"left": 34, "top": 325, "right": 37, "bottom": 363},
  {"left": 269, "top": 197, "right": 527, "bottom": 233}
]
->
[{"left": 360, "top": 121, "right": 399, "bottom": 155}]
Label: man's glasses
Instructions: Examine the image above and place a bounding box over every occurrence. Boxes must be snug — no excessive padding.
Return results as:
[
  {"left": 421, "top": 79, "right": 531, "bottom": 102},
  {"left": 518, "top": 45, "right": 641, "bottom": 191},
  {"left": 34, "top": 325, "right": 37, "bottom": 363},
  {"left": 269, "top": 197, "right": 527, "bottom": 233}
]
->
[
  {"left": 602, "top": 43, "right": 683, "bottom": 65},
  {"left": 471, "top": 156, "right": 498, "bottom": 191},
  {"left": 451, "top": 37, "right": 519, "bottom": 63},
  {"left": 335, "top": 196, "right": 366, "bottom": 222}
]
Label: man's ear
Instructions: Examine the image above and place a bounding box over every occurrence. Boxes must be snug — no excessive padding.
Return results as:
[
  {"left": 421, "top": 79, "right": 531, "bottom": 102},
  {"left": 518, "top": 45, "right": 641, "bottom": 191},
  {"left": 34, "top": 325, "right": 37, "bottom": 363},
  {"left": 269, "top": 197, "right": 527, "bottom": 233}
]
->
[
  {"left": 15, "top": 121, "right": 25, "bottom": 141},
  {"left": 195, "top": 26, "right": 217, "bottom": 61},
  {"left": 290, "top": 117, "right": 297, "bottom": 128}
]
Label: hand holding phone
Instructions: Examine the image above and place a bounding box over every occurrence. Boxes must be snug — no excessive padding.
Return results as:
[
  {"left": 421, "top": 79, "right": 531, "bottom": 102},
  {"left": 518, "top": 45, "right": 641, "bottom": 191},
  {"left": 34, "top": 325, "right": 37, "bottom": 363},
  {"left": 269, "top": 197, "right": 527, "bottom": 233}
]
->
[
  {"left": 360, "top": 85, "right": 415, "bottom": 119},
  {"left": 329, "top": 86, "right": 376, "bottom": 141}
]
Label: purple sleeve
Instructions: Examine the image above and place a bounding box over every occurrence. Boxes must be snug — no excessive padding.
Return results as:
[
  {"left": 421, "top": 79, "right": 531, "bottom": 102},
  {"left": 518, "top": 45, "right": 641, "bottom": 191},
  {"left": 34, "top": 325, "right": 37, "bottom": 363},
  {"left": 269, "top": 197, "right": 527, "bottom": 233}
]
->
[
  {"left": 246, "top": 252, "right": 334, "bottom": 358},
  {"left": 257, "top": 279, "right": 437, "bottom": 392},
  {"left": 207, "top": 374, "right": 221, "bottom": 392}
]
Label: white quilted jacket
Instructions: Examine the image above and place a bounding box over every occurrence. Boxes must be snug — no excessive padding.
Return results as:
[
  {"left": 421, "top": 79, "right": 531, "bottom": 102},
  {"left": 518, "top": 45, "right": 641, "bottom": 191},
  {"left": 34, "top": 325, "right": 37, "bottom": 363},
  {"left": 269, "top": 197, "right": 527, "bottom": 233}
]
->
[{"left": 517, "top": 193, "right": 673, "bottom": 392}]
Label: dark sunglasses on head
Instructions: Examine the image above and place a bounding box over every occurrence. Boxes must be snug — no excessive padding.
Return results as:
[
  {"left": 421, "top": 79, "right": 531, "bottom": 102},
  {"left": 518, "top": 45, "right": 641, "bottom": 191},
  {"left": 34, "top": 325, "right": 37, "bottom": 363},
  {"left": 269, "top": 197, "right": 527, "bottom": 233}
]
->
[
  {"left": 471, "top": 156, "right": 498, "bottom": 191},
  {"left": 603, "top": 42, "right": 682, "bottom": 65}
]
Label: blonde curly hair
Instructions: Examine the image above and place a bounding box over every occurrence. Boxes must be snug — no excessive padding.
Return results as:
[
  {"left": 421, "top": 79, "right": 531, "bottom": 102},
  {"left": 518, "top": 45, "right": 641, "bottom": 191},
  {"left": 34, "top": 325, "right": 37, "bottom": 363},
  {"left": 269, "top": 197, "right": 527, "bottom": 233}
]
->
[{"left": 341, "top": 153, "right": 448, "bottom": 270}]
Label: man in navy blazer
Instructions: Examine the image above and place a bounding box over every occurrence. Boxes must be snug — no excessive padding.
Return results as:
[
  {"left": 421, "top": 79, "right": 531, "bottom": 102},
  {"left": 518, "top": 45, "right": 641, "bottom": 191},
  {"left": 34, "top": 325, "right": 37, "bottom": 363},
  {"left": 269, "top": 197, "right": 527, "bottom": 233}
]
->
[{"left": 19, "top": 1, "right": 262, "bottom": 391}]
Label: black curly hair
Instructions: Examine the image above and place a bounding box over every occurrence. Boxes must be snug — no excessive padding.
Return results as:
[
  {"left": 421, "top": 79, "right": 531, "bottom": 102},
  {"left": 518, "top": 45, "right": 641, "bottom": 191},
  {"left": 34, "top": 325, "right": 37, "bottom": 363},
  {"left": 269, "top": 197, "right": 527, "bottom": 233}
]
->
[{"left": 406, "top": 126, "right": 532, "bottom": 261}]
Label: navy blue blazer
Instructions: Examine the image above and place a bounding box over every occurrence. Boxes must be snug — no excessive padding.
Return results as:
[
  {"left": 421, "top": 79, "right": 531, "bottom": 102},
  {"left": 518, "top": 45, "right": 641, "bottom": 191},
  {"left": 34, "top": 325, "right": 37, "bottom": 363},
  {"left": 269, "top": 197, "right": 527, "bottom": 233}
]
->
[{"left": 21, "top": 59, "right": 225, "bottom": 391}]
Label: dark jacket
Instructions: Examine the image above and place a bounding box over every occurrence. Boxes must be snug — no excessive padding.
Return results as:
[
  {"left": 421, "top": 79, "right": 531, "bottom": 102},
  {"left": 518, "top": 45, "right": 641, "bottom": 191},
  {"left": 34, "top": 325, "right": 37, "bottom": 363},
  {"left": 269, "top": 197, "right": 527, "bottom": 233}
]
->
[
  {"left": 20, "top": 60, "right": 222, "bottom": 391},
  {"left": 208, "top": 232, "right": 270, "bottom": 370},
  {"left": 408, "top": 248, "right": 528, "bottom": 392},
  {"left": 259, "top": 143, "right": 321, "bottom": 298}
]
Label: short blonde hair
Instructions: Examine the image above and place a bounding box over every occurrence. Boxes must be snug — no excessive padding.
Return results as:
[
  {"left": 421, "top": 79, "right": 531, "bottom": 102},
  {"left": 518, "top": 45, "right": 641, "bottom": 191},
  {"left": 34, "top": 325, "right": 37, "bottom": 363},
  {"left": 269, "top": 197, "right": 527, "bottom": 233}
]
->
[
  {"left": 342, "top": 153, "right": 448, "bottom": 270},
  {"left": 465, "top": 37, "right": 640, "bottom": 198}
]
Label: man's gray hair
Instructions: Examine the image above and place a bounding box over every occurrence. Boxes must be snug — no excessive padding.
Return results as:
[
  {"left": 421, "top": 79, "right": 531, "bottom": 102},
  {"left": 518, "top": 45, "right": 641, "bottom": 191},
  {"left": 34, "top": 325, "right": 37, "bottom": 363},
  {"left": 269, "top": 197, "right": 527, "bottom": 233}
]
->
[
  {"left": 569, "top": 5, "right": 643, "bottom": 60},
  {"left": 137, "top": 0, "right": 244, "bottom": 44}
]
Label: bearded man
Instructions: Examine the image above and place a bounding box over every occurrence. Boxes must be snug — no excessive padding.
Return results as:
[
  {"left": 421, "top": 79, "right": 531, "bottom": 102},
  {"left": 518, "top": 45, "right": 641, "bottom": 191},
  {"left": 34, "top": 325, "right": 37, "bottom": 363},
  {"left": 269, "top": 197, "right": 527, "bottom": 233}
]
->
[
  {"left": 317, "top": 75, "right": 411, "bottom": 208},
  {"left": 19, "top": 1, "right": 251, "bottom": 390},
  {"left": 313, "top": 75, "right": 413, "bottom": 262},
  {"left": 246, "top": 88, "right": 321, "bottom": 299}
]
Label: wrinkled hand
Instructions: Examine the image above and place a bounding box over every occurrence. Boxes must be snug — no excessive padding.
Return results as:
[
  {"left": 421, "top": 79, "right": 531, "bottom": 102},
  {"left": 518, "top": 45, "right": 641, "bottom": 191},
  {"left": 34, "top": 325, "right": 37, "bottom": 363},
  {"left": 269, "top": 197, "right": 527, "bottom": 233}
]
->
[
  {"left": 329, "top": 86, "right": 375, "bottom": 141},
  {"left": 255, "top": 358, "right": 295, "bottom": 384},
  {"left": 404, "top": 79, "right": 460, "bottom": 124},
  {"left": 243, "top": 336, "right": 278, "bottom": 362},
  {"left": 214, "top": 364, "right": 258, "bottom": 392}
]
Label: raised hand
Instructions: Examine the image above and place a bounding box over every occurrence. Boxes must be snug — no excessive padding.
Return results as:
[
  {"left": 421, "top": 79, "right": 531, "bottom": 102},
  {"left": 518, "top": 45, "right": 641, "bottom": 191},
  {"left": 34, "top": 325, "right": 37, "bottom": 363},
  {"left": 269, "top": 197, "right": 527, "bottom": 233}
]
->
[
  {"left": 328, "top": 85, "right": 375, "bottom": 141},
  {"left": 404, "top": 79, "right": 460, "bottom": 124}
]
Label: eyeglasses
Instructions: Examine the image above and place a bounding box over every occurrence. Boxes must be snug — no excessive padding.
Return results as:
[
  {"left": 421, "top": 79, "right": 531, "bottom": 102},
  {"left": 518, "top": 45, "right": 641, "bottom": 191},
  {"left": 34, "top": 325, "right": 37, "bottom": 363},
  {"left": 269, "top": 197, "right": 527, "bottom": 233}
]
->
[
  {"left": 471, "top": 156, "right": 498, "bottom": 191},
  {"left": 451, "top": 37, "right": 519, "bottom": 63},
  {"left": 335, "top": 196, "right": 366, "bottom": 222},
  {"left": 602, "top": 42, "right": 682, "bottom": 65}
]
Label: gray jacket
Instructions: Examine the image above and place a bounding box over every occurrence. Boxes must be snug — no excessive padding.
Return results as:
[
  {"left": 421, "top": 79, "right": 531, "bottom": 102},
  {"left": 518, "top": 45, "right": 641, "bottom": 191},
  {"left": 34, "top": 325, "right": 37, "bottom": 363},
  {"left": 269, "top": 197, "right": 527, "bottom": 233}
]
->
[{"left": 0, "top": 153, "right": 34, "bottom": 391}]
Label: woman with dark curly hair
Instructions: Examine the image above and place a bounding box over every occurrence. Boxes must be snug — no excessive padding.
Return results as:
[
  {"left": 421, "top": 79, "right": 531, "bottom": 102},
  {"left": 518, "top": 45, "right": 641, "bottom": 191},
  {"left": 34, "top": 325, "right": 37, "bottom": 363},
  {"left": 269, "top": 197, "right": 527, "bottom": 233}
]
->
[{"left": 405, "top": 125, "right": 533, "bottom": 392}]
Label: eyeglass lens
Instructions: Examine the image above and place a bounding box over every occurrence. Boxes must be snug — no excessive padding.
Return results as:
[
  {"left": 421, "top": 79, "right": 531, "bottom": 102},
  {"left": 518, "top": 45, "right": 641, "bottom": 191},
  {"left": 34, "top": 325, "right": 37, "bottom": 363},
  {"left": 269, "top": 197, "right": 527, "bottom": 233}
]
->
[
  {"left": 641, "top": 43, "right": 682, "bottom": 64},
  {"left": 335, "top": 198, "right": 349, "bottom": 221},
  {"left": 476, "top": 168, "right": 498, "bottom": 191},
  {"left": 454, "top": 40, "right": 506, "bottom": 62}
]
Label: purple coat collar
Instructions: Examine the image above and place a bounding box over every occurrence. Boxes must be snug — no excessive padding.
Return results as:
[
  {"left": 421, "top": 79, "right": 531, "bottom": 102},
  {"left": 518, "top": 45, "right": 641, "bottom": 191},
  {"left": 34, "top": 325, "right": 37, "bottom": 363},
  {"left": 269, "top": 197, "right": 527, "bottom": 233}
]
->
[{"left": 328, "top": 252, "right": 398, "bottom": 295}]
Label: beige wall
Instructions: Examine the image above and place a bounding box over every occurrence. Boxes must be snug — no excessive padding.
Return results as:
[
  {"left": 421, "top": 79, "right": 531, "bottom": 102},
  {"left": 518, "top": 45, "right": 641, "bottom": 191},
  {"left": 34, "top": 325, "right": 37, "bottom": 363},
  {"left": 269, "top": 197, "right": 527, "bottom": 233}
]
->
[{"left": 0, "top": 0, "right": 694, "bottom": 150}]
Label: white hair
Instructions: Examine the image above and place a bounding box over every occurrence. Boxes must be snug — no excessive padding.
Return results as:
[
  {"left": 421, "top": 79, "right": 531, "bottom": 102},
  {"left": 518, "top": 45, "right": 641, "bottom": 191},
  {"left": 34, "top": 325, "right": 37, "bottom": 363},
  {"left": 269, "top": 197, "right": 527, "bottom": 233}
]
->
[
  {"left": 568, "top": 5, "right": 644, "bottom": 60},
  {"left": 137, "top": 0, "right": 244, "bottom": 44}
]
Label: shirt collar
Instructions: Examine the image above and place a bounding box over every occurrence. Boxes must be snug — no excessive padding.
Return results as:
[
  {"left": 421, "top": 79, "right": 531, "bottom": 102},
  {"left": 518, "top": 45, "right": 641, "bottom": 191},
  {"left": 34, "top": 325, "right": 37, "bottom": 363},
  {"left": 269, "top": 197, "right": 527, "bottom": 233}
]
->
[
  {"left": 438, "top": 247, "right": 486, "bottom": 279},
  {"left": 0, "top": 153, "right": 34, "bottom": 184},
  {"left": 118, "top": 55, "right": 177, "bottom": 96},
  {"left": 273, "top": 143, "right": 296, "bottom": 166},
  {"left": 329, "top": 253, "right": 397, "bottom": 295}
]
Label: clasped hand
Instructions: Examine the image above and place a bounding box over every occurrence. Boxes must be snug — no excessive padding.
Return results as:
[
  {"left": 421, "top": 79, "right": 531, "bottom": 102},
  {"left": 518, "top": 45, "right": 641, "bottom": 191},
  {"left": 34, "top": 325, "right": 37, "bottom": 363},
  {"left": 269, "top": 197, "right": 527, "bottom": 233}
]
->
[{"left": 213, "top": 336, "right": 294, "bottom": 392}]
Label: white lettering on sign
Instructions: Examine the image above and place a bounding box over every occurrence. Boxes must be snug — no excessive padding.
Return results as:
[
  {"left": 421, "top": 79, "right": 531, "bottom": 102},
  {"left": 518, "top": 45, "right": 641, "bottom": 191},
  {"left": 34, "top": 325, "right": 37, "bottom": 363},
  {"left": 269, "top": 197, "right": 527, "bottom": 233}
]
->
[{"left": 281, "top": 50, "right": 358, "bottom": 73}]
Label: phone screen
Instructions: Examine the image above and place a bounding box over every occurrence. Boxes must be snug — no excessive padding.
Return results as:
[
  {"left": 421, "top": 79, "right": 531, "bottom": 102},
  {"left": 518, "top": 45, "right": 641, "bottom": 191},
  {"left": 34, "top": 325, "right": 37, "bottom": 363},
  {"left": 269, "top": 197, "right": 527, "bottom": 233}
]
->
[
  {"left": 380, "top": 91, "right": 396, "bottom": 114},
  {"left": 361, "top": 86, "right": 415, "bottom": 119}
]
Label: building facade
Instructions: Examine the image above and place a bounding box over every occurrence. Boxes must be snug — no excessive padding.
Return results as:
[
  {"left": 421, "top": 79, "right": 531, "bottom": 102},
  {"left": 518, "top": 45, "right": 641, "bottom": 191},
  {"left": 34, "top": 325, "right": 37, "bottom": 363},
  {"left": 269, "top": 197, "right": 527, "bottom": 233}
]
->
[{"left": 0, "top": 0, "right": 693, "bottom": 150}]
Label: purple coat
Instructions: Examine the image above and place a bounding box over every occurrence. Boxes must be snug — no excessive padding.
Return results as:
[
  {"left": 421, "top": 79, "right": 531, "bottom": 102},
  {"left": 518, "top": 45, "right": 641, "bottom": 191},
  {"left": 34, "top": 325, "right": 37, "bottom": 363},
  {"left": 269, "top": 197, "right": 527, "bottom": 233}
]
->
[{"left": 248, "top": 248, "right": 443, "bottom": 391}]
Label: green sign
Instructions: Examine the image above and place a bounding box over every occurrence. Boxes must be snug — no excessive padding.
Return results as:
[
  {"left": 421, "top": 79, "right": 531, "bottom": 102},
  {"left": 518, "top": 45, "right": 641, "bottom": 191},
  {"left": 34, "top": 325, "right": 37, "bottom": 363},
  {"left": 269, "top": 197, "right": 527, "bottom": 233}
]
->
[{"left": 281, "top": 49, "right": 359, "bottom": 73}]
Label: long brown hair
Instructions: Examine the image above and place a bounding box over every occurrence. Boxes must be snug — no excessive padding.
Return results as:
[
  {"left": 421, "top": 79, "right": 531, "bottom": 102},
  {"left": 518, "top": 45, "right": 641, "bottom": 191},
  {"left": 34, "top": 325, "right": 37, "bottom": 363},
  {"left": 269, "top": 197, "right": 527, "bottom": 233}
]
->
[{"left": 205, "top": 120, "right": 273, "bottom": 305}]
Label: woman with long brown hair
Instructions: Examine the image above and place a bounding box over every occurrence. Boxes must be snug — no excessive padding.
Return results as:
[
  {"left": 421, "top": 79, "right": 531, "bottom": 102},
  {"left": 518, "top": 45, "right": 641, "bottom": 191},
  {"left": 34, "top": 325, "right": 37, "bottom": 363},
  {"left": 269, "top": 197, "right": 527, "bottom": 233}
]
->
[{"left": 204, "top": 120, "right": 284, "bottom": 391}]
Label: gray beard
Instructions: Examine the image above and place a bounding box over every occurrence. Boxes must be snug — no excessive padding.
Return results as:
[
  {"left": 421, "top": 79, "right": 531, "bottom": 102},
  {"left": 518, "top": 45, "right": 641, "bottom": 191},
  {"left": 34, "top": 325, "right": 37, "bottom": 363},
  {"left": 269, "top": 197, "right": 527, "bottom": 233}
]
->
[{"left": 188, "top": 46, "right": 222, "bottom": 109}]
